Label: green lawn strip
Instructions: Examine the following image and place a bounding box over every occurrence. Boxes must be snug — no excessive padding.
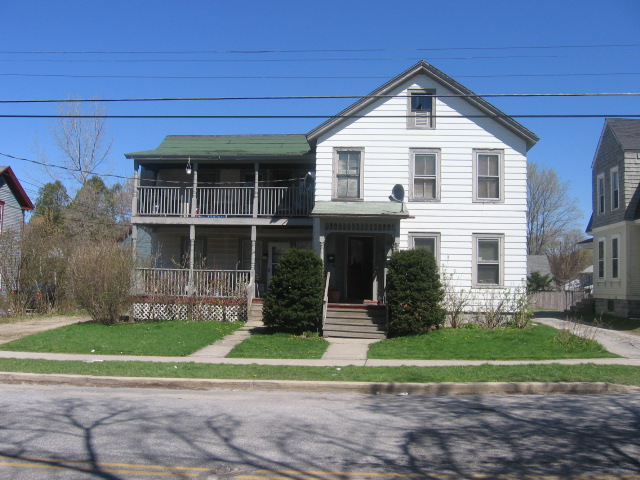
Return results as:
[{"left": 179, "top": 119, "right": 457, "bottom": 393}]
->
[
  {"left": 0, "top": 321, "right": 243, "bottom": 356},
  {"left": 226, "top": 332, "right": 329, "bottom": 359},
  {"left": 0, "top": 358, "right": 638, "bottom": 385},
  {"left": 368, "top": 323, "right": 617, "bottom": 360}
]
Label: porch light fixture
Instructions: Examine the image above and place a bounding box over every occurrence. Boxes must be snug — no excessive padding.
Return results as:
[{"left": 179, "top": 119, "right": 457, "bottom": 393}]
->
[{"left": 186, "top": 157, "right": 192, "bottom": 175}]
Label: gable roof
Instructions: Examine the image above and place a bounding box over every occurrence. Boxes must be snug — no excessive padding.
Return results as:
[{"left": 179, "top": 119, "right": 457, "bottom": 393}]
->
[
  {"left": 307, "top": 60, "right": 539, "bottom": 151},
  {"left": 0, "top": 166, "right": 35, "bottom": 210},
  {"left": 606, "top": 118, "right": 640, "bottom": 150},
  {"left": 126, "top": 134, "right": 312, "bottom": 159}
]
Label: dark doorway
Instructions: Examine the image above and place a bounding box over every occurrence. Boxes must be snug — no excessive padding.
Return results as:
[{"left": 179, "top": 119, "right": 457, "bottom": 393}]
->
[{"left": 346, "top": 236, "right": 373, "bottom": 302}]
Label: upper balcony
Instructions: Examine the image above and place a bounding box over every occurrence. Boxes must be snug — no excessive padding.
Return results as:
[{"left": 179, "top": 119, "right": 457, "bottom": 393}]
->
[{"left": 134, "top": 182, "right": 314, "bottom": 219}]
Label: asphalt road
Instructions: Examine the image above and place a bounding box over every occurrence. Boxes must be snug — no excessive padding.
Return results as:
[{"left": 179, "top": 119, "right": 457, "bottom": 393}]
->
[{"left": 0, "top": 385, "right": 638, "bottom": 479}]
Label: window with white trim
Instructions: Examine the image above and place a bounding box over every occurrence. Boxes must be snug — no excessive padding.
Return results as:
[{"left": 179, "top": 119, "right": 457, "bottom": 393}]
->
[
  {"left": 598, "top": 238, "right": 605, "bottom": 280},
  {"left": 611, "top": 236, "right": 619, "bottom": 280},
  {"left": 407, "top": 89, "right": 435, "bottom": 129},
  {"left": 334, "top": 149, "right": 363, "bottom": 199},
  {"left": 473, "top": 234, "right": 503, "bottom": 287},
  {"left": 409, "top": 233, "right": 440, "bottom": 262},
  {"left": 597, "top": 174, "right": 605, "bottom": 214},
  {"left": 0, "top": 201, "right": 4, "bottom": 235},
  {"left": 410, "top": 149, "right": 440, "bottom": 201},
  {"left": 473, "top": 150, "right": 503, "bottom": 202},
  {"left": 611, "top": 168, "right": 620, "bottom": 210}
]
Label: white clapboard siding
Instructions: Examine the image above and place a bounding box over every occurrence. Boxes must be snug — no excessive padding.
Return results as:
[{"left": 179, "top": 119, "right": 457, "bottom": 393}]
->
[{"left": 315, "top": 73, "right": 528, "bottom": 297}]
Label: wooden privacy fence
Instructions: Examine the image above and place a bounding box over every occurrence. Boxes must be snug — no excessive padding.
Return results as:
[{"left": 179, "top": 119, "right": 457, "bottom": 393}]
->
[{"left": 529, "top": 291, "right": 590, "bottom": 311}]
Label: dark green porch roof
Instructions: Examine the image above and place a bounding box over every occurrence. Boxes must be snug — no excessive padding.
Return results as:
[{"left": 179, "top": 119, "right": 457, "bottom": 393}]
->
[
  {"left": 125, "top": 134, "right": 312, "bottom": 159},
  {"left": 311, "top": 201, "right": 411, "bottom": 218}
]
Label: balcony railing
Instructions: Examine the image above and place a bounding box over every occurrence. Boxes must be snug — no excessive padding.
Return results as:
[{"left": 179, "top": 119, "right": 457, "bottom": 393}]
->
[
  {"left": 134, "top": 268, "right": 250, "bottom": 298},
  {"left": 135, "top": 185, "right": 313, "bottom": 217}
]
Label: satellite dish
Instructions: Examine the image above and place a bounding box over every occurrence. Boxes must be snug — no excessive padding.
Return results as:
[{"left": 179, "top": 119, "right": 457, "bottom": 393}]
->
[
  {"left": 390, "top": 184, "right": 405, "bottom": 202},
  {"left": 303, "top": 172, "right": 315, "bottom": 192}
]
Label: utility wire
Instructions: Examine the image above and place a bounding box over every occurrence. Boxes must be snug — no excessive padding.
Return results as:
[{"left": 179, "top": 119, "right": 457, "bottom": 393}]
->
[
  {"left": 2, "top": 92, "right": 639, "bottom": 104},
  {"left": 1, "top": 43, "right": 638, "bottom": 54},
  {"left": 1, "top": 114, "right": 639, "bottom": 119}
]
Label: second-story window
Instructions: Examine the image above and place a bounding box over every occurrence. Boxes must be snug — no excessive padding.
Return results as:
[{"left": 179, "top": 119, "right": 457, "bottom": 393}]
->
[
  {"left": 611, "top": 168, "right": 620, "bottom": 210},
  {"left": 597, "top": 174, "right": 605, "bottom": 214},
  {"left": 334, "top": 149, "right": 363, "bottom": 199},
  {"left": 410, "top": 149, "right": 440, "bottom": 200},
  {"left": 474, "top": 150, "right": 503, "bottom": 202}
]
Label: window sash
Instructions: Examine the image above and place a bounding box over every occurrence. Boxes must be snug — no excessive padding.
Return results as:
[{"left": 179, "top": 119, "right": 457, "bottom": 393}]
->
[
  {"left": 611, "top": 170, "right": 620, "bottom": 210},
  {"left": 336, "top": 151, "right": 361, "bottom": 198},
  {"left": 612, "top": 238, "right": 619, "bottom": 279},
  {"left": 598, "top": 240, "right": 605, "bottom": 279},
  {"left": 410, "top": 93, "right": 433, "bottom": 112},
  {"left": 477, "top": 154, "right": 500, "bottom": 200},
  {"left": 476, "top": 238, "right": 500, "bottom": 285}
]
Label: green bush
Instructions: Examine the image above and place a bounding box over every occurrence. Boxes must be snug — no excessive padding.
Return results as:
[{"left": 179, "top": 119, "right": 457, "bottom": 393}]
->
[
  {"left": 262, "top": 248, "right": 324, "bottom": 334},
  {"left": 387, "top": 249, "right": 446, "bottom": 337}
]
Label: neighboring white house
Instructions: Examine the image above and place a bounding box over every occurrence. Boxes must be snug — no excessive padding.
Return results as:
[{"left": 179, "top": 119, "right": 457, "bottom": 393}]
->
[
  {"left": 587, "top": 118, "right": 640, "bottom": 317},
  {"left": 126, "top": 61, "right": 538, "bottom": 329}
]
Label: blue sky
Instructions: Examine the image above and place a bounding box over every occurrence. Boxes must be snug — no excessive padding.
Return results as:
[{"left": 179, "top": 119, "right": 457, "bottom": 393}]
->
[{"left": 1, "top": 0, "right": 639, "bottom": 229}]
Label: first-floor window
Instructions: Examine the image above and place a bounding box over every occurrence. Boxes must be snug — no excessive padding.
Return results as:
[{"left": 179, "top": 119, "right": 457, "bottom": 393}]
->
[
  {"left": 409, "top": 233, "right": 439, "bottom": 262},
  {"left": 612, "top": 237, "right": 619, "bottom": 279},
  {"left": 598, "top": 239, "right": 605, "bottom": 279},
  {"left": 473, "top": 234, "right": 503, "bottom": 286}
]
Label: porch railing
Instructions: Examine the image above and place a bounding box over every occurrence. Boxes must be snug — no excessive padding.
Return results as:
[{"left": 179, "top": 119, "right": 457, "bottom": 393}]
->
[
  {"left": 135, "top": 185, "right": 313, "bottom": 217},
  {"left": 135, "top": 268, "right": 250, "bottom": 298},
  {"left": 258, "top": 186, "right": 313, "bottom": 216},
  {"left": 137, "top": 187, "right": 192, "bottom": 216}
]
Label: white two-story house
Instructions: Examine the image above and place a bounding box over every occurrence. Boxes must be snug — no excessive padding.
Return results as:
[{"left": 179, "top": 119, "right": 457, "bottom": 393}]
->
[{"left": 126, "top": 61, "right": 538, "bottom": 329}]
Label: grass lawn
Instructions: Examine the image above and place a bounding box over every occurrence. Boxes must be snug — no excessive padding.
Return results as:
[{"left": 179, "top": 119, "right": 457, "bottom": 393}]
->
[
  {"left": 569, "top": 312, "right": 640, "bottom": 335},
  {"left": 368, "top": 323, "right": 617, "bottom": 360},
  {"left": 0, "top": 321, "right": 243, "bottom": 356},
  {"left": 227, "top": 332, "right": 329, "bottom": 359},
  {"left": 0, "top": 358, "right": 638, "bottom": 385}
]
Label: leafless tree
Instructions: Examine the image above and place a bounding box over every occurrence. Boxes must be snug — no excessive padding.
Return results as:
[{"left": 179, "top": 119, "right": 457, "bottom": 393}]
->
[
  {"left": 49, "top": 100, "right": 112, "bottom": 188},
  {"left": 527, "top": 162, "right": 582, "bottom": 255},
  {"left": 547, "top": 230, "right": 592, "bottom": 290}
]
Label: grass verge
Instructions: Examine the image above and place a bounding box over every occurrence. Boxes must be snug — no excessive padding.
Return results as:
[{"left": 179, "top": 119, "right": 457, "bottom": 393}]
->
[
  {"left": 368, "top": 323, "right": 617, "bottom": 360},
  {"left": 0, "top": 358, "right": 637, "bottom": 385},
  {"left": 227, "top": 332, "right": 329, "bottom": 359},
  {"left": 0, "top": 321, "right": 243, "bottom": 356}
]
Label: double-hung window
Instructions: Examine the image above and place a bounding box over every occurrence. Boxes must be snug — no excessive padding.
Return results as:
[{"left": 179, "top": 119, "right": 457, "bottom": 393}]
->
[
  {"left": 473, "top": 150, "right": 503, "bottom": 202},
  {"left": 611, "top": 168, "right": 620, "bottom": 211},
  {"left": 410, "top": 149, "right": 440, "bottom": 200},
  {"left": 597, "top": 174, "right": 605, "bottom": 214},
  {"left": 473, "top": 234, "right": 503, "bottom": 286},
  {"left": 0, "top": 201, "right": 4, "bottom": 235},
  {"left": 611, "top": 237, "right": 619, "bottom": 280},
  {"left": 598, "top": 238, "right": 605, "bottom": 280},
  {"left": 407, "top": 89, "right": 435, "bottom": 129},
  {"left": 334, "top": 149, "right": 363, "bottom": 199},
  {"left": 409, "top": 233, "right": 440, "bottom": 262}
]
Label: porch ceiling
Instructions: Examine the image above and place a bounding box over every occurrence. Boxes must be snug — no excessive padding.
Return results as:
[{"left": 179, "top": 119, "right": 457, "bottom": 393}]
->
[{"left": 311, "top": 201, "right": 411, "bottom": 218}]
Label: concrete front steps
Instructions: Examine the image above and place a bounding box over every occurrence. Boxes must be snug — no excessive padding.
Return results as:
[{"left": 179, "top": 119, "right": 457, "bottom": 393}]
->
[
  {"left": 323, "top": 304, "right": 387, "bottom": 339},
  {"left": 566, "top": 295, "right": 595, "bottom": 315}
]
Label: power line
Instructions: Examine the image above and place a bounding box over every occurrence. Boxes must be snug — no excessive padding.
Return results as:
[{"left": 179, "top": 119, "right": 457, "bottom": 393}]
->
[
  {"left": 1, "top": 72, "right": 639, "bottom": 80},
  {"left": 2, "top": 92, "right": 639, "bottom": 104},
  {"left": 1, "top": 114, "right": 639, "bottom": 120},
  {"left": 1, "top": 43, "right": 638, "bottom": 54}
]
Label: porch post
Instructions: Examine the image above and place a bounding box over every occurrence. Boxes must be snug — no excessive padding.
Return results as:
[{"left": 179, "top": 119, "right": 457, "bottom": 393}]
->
[
  {"left": 131, "top": 161, "right": 139, "bottom": 217},
  {"left": 190, "top": 162, "right": 198, "bottom": 217},
  {"left": 313, "top": 217, "right": 323, "bottom": 263},
  {"left": 250, "top": 225, "right": 257, "bottom": 292},
  {"left": 252, "top": 162, "right": 259, "bottom": 218},
  {"left": 188, "top": 224, "right": 195, "bottom": 295}
]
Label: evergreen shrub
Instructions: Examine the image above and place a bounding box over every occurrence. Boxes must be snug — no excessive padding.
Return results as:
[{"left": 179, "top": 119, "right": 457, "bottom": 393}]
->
[
  {"left": 262, "top": 248, "right": 324, "bottom": 334},
  {"left": 387, "top": 248, "right": 446, "bottom": 336}
]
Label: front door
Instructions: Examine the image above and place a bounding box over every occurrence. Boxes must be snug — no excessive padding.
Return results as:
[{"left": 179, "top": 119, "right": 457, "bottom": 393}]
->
[
  {"left": 267, "top": 242, "right": 290, "bottom": 287},
  {"left": 346, "top": 236, "right": 373, "bottom": 302}
]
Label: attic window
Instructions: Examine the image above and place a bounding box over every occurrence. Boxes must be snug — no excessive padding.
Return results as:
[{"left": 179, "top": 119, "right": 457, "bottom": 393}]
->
[{"left": 407, "top": 89, "right": 435, "bottom": 129}]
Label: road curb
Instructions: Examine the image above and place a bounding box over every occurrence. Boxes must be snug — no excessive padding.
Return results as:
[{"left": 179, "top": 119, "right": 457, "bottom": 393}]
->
[{"left": 0, "top": 372, "right": 638, "bottom": 395}]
